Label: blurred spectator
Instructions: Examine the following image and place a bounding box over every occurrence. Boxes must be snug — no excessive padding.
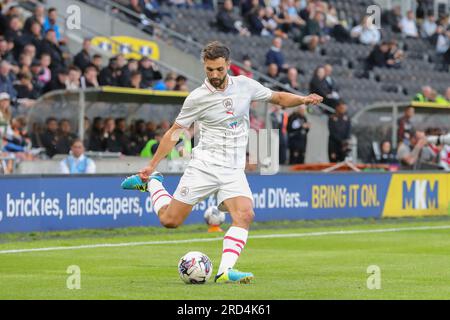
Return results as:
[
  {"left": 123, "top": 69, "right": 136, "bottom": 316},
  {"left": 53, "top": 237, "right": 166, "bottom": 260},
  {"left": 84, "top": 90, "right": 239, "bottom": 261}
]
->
[
  {"left": 14, "top": 71, "right": 39, "bottom": 99},
  {"left": 88, "top": 117, "right": 105, "bottom": 151},
  {"left": 351, "top": 16, "right": 381, "bottom": 45},
  {"left": 397, "top": 106, "right": 415, "bottom": 144},
  {"left": 399, "top": 10, "right": 419, "bottom": 38},
  {"left": 2, "top": 116, "right": 30, "bottom": 153},
  {"left": 73, "top": 38, "right": 92, "bottom": 72},
  {"left": 131, "top": 119, "right": 149, "bottom": 154},
  {"left": 146, "top": 120, "right": 156, "bottom": 139},
  {"left": 246, "top": 5, "right": 266, "bottom": 36},
  {"left": 67, "top": 65, "right": 81, "bottom": 90},
  {"left": 270, "top": 104, "right": 288, "bottom": 164},
  {"left": 140, "top": 128, "right": 163, "bottom": 158},
  {"left": 216, "top": 0, "right": 250, "bottom": 36},
  {"left": 280, "top": 66, "right": 300, "bottom": 91},
  {"left": 261, "top": 6, "right": 280, "bottom": 37},
  {"left": 38, "top": 53, "right": 52, "bottom": 85},
  {"left": 396, "top": 131, "right": 427, "bottom": 170},
  {"left": 366, "top": 42, "right": 392, "bottom": 70},
  {"left": 99, "top": 57, "right": 121, "bottom": 86},
  {"left": 174, "top": 75, "right": 188, "bottom": 91},
  {"left": 103, "top": 117, "right": 122, "bottom": 152},
  {"left": 326, "top": 4, "right": 351, "bottom": 43},
  {"left": 115, "top": 118, "right": 132, "bottom": 155},
  {"left": 328, "top": 101, "right": 351, "bottom": 162},
  {"left": 40, "top": 117, "right": 58, "bottom": 157},
  {"left": 43, "top": 8, "right": 63, "bottom": 43},
  {"left": 323, "top": 64, "right": 340, "bottom": 101},
  {"left": 265, "top": 63, "right": 280, "bottom": 88},
  {"left": 91, "top": 54, "right": 103, "bottom": 72},
  {"left": 300, "top": 11, "right": 329, "bottom": 52},
  {"left": 431, "top": 25, "right": 450, "bottom": 54},
  {"left": 309, "top": 66, "right": 338, "bottom": 109},
  {"left": 273, "top": 0, "right": 305, "bottom": 38},
  {"left": 0, "top": 59, "right": 17, "bottom": 99},
  {"left": 83, "top": 66, "right": 99, "bottom": 88},
  {"left": 40, "top": 29, "right": 65, "bottom": 71},
  {"left": 55, "top": 119, "right": 77, "bottom": 154},
  {"left": 230, "top": 55, "right": 253, "bottom": 78},
  {"left": 0, "top": 92, "right": 12, "bottom": 124},
  {"left": 387, "top": 40, "right": 404, "bottom": 69},
  {"left": 153, "top": 73, "right": 177, "bottom": 91},
  {"left": 265, "top": 37, "right": 288, "bottom": 72},
  {"left": 19, "top": 21, "right": 42, "bottom": 56},
  {"left": 43, "top": 67, "right": 68, "bottom": 94},
  {"left": 119, "top": 58, "right": 139, "bottom": 87},
  {"left": 287, "top": 104, "right": 310, "bottom": 164},
  {"left": 139, "top": 57, "right": 162, "bottom": 88},
  {"left": 5, "top": 15, "right": 23, "bottom": 54},
  {"left": 421, "top": 13, "right": 437, "bottom": 38},
  {"left": 129, "top": 70, "right": 144, "bottom": 89},
  {"left": 60, "top": 139, "right": 96, "bottom": 174},
  {"left": 420, "top": 128, "right": 442, "bottom": 167},
  {"left": 0, "top": 37, "right": 16, "bottom": 65},
  {"left": 372, "top": 140, "right": 398, "bottom": 164},
  {"left": 24, "top": 4, "right": 46, "bottom": 33},
  {"left": 413, "top": 85, "right": 435, "bottom": 102}
]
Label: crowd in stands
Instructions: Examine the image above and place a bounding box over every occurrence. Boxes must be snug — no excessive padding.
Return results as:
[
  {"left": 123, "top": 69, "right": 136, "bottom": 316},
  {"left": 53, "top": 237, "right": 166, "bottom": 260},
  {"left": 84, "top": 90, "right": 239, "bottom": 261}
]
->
[
  {"left": 2, "top": 0, "right": 450, "bottom": 173},
  {"left": 0, "top": 3, "right": 189, "bottom": 109}
]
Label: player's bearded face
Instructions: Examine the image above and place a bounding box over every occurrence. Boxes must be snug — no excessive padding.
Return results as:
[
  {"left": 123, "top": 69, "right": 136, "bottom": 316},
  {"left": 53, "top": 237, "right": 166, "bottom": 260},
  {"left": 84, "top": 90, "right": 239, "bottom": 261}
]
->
[{"left": 204, "top": 58, "right": 229, "bottom": 89}]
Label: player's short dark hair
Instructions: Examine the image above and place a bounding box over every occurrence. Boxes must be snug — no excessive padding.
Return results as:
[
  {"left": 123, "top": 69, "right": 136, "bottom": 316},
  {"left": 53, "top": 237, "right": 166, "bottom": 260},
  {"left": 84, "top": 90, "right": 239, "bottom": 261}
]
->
[{"left": 201, "top": 41, "right": 230, "bottom": 61}]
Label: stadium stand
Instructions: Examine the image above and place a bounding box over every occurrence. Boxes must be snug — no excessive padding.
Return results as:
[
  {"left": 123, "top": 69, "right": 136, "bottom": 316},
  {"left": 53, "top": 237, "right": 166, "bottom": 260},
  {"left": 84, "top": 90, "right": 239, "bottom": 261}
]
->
[{"left": 1, "top": 0, "right": 450, "bottom": 173}]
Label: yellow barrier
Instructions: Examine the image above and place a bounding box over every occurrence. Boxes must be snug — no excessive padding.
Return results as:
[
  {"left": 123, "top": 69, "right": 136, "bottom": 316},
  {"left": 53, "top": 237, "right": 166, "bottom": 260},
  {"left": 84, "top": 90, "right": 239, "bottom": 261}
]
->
[{"left": 383, "top": 173, "right": 449, "bottom": 217}]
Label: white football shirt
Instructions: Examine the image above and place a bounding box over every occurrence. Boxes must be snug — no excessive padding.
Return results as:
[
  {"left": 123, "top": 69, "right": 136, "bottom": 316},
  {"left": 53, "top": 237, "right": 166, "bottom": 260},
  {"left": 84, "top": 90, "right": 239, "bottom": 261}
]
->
[{"left": 175, "top": 75, "right": 273, "bottom": 169}]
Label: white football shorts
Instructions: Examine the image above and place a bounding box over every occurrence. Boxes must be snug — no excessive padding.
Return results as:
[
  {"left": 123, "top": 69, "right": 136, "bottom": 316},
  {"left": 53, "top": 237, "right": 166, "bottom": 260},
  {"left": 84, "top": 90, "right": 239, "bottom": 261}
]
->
[{"left": 173, "top": 159, "right": 253, "bottom": 210}]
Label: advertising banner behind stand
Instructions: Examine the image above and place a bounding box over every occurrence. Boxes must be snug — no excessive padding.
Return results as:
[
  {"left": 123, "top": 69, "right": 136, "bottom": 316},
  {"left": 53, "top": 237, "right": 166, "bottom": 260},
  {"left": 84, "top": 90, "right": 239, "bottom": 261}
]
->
[{"left": 0, "top": 172, "right": 448, "bottom": 233}]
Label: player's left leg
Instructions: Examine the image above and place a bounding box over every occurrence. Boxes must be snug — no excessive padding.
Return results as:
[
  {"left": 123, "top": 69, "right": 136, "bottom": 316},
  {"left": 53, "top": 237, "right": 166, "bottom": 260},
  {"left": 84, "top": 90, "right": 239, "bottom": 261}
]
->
[
  {"left": 218, "top": 196, "right": 254, "bottom": 275},
  {"left": 214, "top": 169, "right": 255, "bottom": 284}
]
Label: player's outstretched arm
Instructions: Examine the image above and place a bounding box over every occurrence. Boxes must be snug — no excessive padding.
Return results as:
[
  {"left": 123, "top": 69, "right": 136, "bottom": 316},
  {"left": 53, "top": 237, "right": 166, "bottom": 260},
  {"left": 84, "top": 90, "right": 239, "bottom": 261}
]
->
[
  {"left": 269, "top": 91, "right": 323, "bottom": 109},
  {"left": 138, "top": 123, "right": 184, "bottom": 180}
]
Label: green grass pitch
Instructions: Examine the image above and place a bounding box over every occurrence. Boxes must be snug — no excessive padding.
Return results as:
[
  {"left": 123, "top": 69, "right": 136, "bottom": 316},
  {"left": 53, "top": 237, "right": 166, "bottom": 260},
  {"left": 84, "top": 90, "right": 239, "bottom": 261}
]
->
[{"left": 1, "top": 217, "right": 450, "bottom": 299}]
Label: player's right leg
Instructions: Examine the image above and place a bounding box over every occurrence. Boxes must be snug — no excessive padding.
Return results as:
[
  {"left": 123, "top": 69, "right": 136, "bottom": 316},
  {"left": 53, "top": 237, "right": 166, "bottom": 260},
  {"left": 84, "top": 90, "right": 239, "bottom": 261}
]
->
[{"left": 121, "top": 172, "right": 192, "bottom": 228}]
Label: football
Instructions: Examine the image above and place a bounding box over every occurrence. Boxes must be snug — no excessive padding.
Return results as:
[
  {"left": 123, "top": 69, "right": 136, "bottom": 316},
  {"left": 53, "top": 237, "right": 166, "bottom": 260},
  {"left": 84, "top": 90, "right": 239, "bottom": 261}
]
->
[
  {"left": 203, "top": 206, "right": 226, "bottom": 226},
  {"left": 178, "top": 251, "right": 213, "bottom": 284}
]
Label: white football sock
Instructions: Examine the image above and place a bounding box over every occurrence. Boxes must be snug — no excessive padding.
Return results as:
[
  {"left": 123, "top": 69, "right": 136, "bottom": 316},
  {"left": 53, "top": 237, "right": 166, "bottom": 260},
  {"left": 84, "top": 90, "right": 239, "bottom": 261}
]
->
[
  {"left": 148, "top": 178, "right": 172, "bottom": 216},
  {"left": 217, "top": 226, "right": 249, "bottom": 275}
]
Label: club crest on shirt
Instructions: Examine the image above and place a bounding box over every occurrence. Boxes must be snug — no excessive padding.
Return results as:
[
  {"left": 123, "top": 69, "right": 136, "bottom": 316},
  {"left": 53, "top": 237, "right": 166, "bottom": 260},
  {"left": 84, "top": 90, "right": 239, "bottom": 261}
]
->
[
  {"left": 180, "top": 186, "right": 189, "bottom": 197},
  {"left": 222, "top": 98, "right": 234, "bottom": 115}
]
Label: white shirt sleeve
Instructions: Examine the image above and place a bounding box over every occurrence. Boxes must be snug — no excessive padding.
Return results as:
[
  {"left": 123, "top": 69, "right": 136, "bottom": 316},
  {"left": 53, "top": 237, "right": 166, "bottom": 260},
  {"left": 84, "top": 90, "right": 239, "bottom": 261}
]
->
[
  {"left": 246, "top": 77, "right": 273, "bottom": 102},
  {"left": 175, "top": 96, "right": 202, "bottom": 129},
  {"left": 60, "top": 159, "right": 69, "bottom": 174},
  {"left": 86, "top": 159, "right": 96, "bottom": 174}
]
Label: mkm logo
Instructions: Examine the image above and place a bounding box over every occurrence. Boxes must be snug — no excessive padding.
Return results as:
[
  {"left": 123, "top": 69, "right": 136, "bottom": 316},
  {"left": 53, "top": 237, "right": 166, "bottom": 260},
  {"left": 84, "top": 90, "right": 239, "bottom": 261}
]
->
[{"left": 402, "top": 180, "right": 438, "bottom": 210}]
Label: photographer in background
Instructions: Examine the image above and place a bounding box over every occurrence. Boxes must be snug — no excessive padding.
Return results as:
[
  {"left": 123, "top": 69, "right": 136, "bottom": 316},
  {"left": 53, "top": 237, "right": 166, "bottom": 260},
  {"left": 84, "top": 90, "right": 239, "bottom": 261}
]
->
[
  {"left": 287, "top": 105, "right": 310, "bottom": 164},
  {"left": 328, "top": 101, "right": 351, "bottom": 162}
]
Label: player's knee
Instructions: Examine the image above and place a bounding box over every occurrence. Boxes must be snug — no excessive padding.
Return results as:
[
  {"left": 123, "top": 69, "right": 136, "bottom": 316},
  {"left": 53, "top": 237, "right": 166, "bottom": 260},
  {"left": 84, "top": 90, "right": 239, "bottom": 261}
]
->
[
  {"left": 160, "top": 216, "right": 182, "bottom": 229},
  {"left": 236, "top": 207, "right": 254, "bottom": 226}
]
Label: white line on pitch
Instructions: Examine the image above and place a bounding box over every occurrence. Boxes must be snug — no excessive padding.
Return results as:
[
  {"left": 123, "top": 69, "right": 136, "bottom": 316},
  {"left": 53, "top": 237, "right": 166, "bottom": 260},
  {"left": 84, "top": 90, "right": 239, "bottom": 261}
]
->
[{"left": 1, "top": 225, "right": 449, "bottom": 255}]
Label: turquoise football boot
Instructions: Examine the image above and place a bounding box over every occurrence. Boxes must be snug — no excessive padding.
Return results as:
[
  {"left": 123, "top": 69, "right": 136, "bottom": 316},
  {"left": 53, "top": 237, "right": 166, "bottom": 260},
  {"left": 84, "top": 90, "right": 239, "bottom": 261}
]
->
[
  {"left": 121, "top": 172, "right": 164, "bottom": 192},
  {"left": 214, "top": 268, "right": 254, "bottom": 284}
]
